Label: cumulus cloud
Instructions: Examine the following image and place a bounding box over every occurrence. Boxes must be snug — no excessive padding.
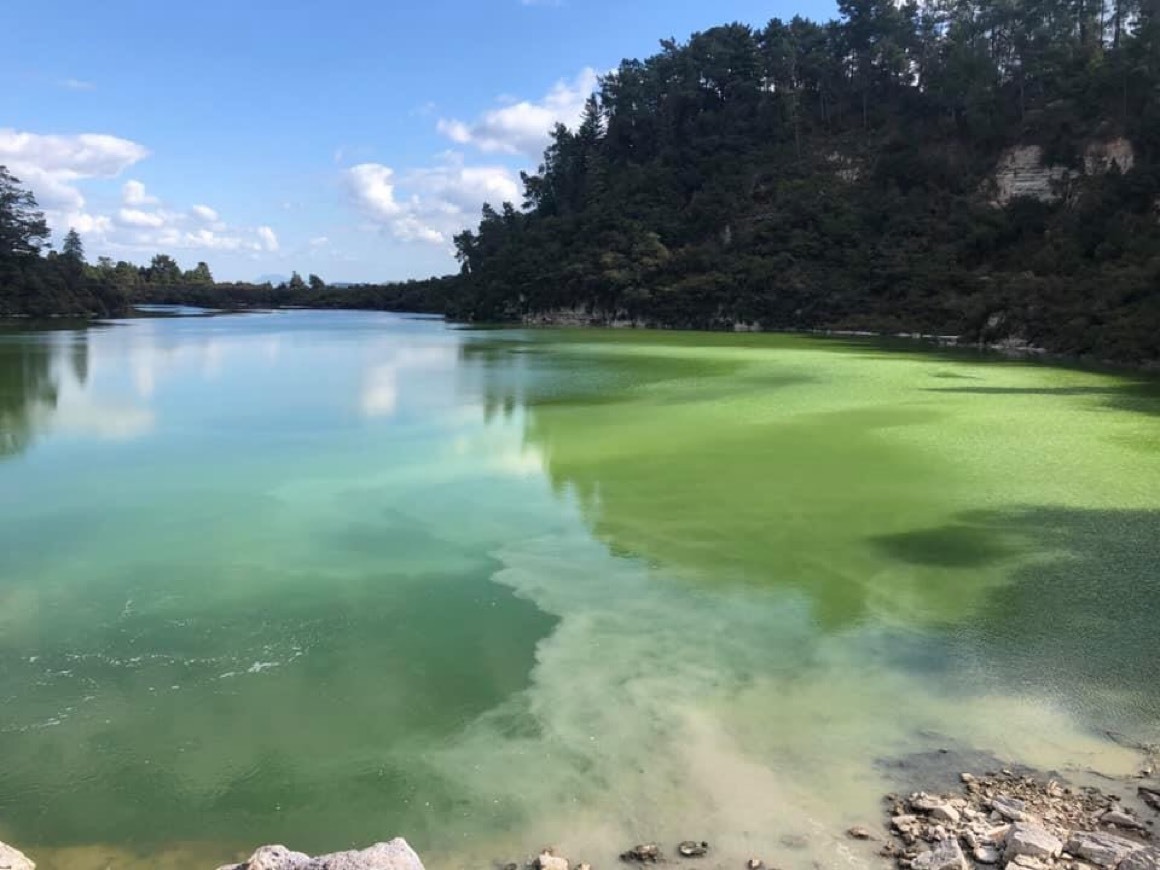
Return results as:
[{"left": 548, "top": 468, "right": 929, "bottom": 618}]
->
[
  {"left": 118, "top": 208, "right": 167, "bottom": 228},
  {"left": 436, "top": 68, "right": 599, "bottom": 158},
  {"left": 345, "top": 156, "right": 520, "bottom": 246},
  {"left": 0, "top": 128, "right": 149, "bottom": 212},
  {"left": 123, "top": 180, "right": 159, "bottom": 206},
  {"left": 257, "top": 226, "right": 279, "bottom": 252},
  {"left": 191, "top": 204, "right": 219, "bottom": 222}
]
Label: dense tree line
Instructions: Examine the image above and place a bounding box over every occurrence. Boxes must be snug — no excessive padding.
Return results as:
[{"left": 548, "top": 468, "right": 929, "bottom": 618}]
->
[
  {"left": 449, "top": 0, "right": 1160, "bottom": 362},
  {"left": 136, "top": 274, "right": 456, "bottom": 313},
  {"left": 0, "top": 168, "right": 130, "bottom": 318}
]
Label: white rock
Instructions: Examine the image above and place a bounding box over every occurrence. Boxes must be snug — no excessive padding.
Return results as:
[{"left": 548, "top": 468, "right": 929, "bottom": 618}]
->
[
  {"left": 223, "top": 845, "right": 312, "bottom": 870},
  {"left": 973, "top": 845, "right": 1000, "bottom": 865},
  {"left": 931, "top": 805, "right": 961, "bottom": 825},
  {"left": 894, "top": 815, "right": 920, "bottom": 830},
  {"left": 991, "top": 796, "right": 1027, "bottom": 822},
  {"left": 912, "top": 839, "right": 968, "bottom": 870},
  {"left": 536, "top": 852, "right": 568, "bottom": 870},
  {"left": 1005, "top": 823, "right": 1063, "bottom": 862},
  {"left": 1065, "top": 832, "right": 1144, "bottom": 868},
  {"left": 1101, "top": 809, "right": 1144, "bottom": 829},
  {"left": 0, "top": 842, "right": 34, "bottom": 870},
  {"left": 224, "top": 840, "right": 425, "bottom": 870}
]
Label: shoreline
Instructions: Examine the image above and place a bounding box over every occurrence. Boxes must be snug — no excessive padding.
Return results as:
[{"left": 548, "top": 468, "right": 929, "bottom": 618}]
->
[{"left": 3, "top": 749, "right": 1156, "bottom": 870}]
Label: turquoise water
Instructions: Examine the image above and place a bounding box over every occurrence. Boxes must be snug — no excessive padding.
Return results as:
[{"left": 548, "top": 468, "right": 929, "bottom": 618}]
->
[{"left": 0, "top": 311, "right": 1157, "bottom": 870}]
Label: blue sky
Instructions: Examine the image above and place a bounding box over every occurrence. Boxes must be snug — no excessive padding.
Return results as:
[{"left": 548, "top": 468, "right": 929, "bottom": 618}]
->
[{"left": 2, "top": 0, "right": 835, "bottom": 283}]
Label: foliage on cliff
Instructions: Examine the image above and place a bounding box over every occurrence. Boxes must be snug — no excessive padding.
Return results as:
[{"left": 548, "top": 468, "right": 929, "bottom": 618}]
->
[{"left": 449, "top": 0, "right": 1160, "bottom": 361}]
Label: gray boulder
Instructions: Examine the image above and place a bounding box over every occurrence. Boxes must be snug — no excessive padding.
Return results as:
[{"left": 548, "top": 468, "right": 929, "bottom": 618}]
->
[
  {"left": 0, "top": 842, "right": 34, "bottom": 870},
  {"left": 1005, "top": 823, "right": 1063, "bottom": 862},
  {"left": 912, "top": 839, "right": 968, "bottom": 870}
]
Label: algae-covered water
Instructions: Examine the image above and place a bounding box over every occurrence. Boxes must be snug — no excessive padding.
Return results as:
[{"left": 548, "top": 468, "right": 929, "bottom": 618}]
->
[{"left": 1, "top": 311, "right": 1158, "bottom": 870}]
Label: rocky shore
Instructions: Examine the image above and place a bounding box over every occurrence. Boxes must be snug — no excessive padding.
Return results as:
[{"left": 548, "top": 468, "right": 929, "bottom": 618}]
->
[
  {"left": 874, "top": 770, "right": 1158, "bottom": 870},
  {"left": 2, "top": 761, "right": 1156, "bottom": 870}
]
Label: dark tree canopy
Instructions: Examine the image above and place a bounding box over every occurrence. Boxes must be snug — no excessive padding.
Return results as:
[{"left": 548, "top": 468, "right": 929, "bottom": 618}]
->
[
  {"left": 0, "top": 167, "right": 50, "bottom": 259},
  {"left": 61, "top": 229, "right": 85, "bottom": 262}
]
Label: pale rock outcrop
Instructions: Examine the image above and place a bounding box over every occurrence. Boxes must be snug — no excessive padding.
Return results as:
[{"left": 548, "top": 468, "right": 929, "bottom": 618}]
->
[
  {"left": 1084, "top": 138, "right": 1135, "bottom": 174},
  {"left": 219, "top": 839, "right": 424, "bottom": 870},
  {"left": 987, "top": 138, "right": 1137, "bottom": 206},
  {"left": 988, "top": 146, "right": 1072, "bottom": 205},
  {"left": 0, "top": 842, "right": 34, "bottom": 870}
]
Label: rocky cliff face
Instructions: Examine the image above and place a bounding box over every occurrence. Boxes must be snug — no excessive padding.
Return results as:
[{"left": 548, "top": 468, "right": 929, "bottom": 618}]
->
[
  {"left": 987, "top": 138, "right": 1136, "bottom": 206},
  {"left": 987, "top": 146, "right": 1073, "bottom": 205}
]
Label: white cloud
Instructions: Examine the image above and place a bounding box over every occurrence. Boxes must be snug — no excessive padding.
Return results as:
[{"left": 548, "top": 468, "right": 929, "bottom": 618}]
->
[
  {"left": 257, "top": 226, "right": 279, "bottom": 252},
  {"left": 0, "top": 129, "right": 148, "bottom": 212},
  {"left": 346, "top": 163, "right": 402, "bottom": 219},
  {"left": 118, "top": 208, "right": 166, "bottom": 228},
  {"left": 345, "top": 157, "right": 520, "bottom": 246},
  {"left": 1, "top": 128, "right": 285, "bottom": 267},
  {"left": 436, "top": 68, "right": 599, "bottom": 158},
  {"left": 123, "top": 180, "right": 159, "bottom": 206},
  {"left": 60, "top": 78, "right": 96, "bottom": 91}
]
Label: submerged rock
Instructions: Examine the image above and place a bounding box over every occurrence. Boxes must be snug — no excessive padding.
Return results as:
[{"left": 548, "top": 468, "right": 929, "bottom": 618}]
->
[
  {"left": 620, "top": 844, "right": 661, "bottom": 863},
  {"left": 0, "top": 842, "right": 34, "bottom": 870},
  {"left": 677, "top": 841, "right": 709, "bottom": 858},
  {"left": 847, "top": 826, "right": 876, "bottom": 841},
  {"left": 219, "top": 840, "right": 424, "bottom": 870}
]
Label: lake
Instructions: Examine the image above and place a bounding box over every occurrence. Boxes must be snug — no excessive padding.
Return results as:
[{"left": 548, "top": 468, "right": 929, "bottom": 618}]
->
[{"left": 1, "top": 310, "right": 1158, "bottom": 870}]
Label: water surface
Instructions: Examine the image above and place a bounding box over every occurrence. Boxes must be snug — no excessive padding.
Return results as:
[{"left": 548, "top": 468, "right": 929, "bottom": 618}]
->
[{"left": 1, "top": 311, "right": 1158, "bottom": 870}]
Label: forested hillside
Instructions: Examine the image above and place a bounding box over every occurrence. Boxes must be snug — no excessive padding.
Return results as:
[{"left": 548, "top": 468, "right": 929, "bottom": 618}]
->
[{"left": 449, "top": 0, "right": 1160, "bottom": 361}]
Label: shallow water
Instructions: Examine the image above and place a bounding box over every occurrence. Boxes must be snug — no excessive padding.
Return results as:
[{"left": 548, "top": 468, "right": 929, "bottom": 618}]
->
[{"left": 1, "top": 311, "right": 1158, "bottom": 870}]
